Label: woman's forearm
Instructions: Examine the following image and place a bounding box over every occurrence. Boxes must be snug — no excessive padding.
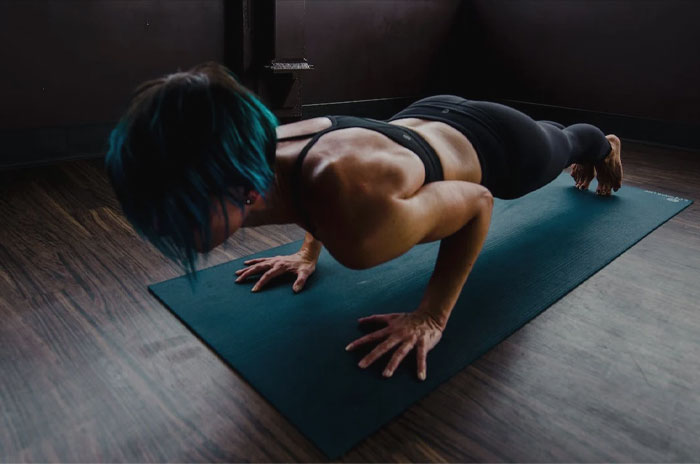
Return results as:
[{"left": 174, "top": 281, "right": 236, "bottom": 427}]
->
[
  {"left": 298, "top": 232, "right": 323, "bottom": 261},
  {"left": 415, "top": 196, "right": 493, "bottom": 330}
]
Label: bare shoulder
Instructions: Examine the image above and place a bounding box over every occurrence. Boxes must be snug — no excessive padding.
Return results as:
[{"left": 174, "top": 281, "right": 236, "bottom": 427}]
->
[
  {"left": 301, "top": 131, "right": 418, "bottom": 236},
  {"left": 305, "top": 160, "right": 383, "bottom": 232},
  {"left": 303, "top": 159, "right": 396, "bottom": 265},
  {"left": 311, "top": 174, "right": 493, "bottom": 269}
]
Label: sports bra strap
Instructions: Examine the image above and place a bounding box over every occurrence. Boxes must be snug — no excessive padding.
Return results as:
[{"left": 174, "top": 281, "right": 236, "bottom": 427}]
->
[
  {"left": 277, "top": 132, "right": 321, "bottom": 142},
  {"left": 277, "top": 116, "right": 338, "bottom": 142}
]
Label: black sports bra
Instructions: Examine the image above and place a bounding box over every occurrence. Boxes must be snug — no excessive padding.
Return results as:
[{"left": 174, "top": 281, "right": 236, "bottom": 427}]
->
[{"left": 277, "top": 115, "right": 445, "bottom": 235}]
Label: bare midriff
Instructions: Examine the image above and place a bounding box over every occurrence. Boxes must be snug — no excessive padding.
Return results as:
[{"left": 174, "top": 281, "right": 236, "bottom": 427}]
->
[{"left": 388, "top": 117, "right": 482, "bottom": 185}]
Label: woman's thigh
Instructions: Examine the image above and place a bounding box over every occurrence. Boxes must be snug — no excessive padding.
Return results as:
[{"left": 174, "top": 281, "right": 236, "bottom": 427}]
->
[{"left": 464, "top": 100, "right": 570, "bottom": 197}]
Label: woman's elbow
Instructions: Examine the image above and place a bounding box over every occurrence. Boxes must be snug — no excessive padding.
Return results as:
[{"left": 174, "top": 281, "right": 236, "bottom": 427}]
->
[{"left": 479, "top": 187, "right": 494, "bottom": 210}]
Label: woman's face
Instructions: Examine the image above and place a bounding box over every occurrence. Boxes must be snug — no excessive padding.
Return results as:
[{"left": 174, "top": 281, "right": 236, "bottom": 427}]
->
[{"left": 193, "top": 191, "right": 258, "bottom": 252}]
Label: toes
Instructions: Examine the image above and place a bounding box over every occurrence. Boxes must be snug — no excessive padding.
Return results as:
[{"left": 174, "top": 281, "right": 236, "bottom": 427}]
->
[
  {"left": 597, "top": 184, "right": 612, "bottom": 196},
  {"left": 572, "top": 164, "right": 595, "bottom": 191}
]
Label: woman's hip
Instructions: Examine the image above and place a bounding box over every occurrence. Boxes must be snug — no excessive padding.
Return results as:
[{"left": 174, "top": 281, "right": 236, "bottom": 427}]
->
[{"left": 389, "top": 96, "right": 544, "bottom": 198}]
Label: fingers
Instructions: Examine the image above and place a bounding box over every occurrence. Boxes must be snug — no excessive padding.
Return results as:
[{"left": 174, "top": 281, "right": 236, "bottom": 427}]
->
[
  {"left": 235, "top": 262, "right": 271, "bottom": 282},
  {"left": 292, "top": 271, "right": 309, "bottom": 293},
  {"left": 236, "top": 254, "right": 314, "bottom": 293},
  {"left": 251, "top": 266, "right": 285, "bottom": 292},
  {"left": 357, "top": 313, "right": 400, "bottom": 324},
  {"left": 235, "top": 256, "right": 276, "bottom": 277},
  {"left": 383, "top": 340, "right": 416, "bottom": 377},
  {"left": 347, "top": 313, "right": 435, "bottom": 380},
  {"left": 357, "top": 336, "right": 401, "bottom": 369},
  {"left": 416, "top": 340, "right": 428, "bottom": 381},
  {"left": 345, "top": 327, "right": 391, "bottom": 352}
]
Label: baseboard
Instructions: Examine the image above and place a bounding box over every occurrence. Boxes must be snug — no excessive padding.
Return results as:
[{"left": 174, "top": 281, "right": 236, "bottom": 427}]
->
[
  {"left": 498, "top": 99, "right": 700, "bottom": 151},
  {"left": 0, "top": 123, "right": 114, "bottom": 171}
]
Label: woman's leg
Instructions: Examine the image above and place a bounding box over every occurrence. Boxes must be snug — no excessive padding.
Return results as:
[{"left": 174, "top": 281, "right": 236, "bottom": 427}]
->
[
  {"left": 388, "top": 96, "right": 622, "bottom": 198},
  {"left": 538, "top": 122, "right": 623, "bottom": 195},
  {"left": 537, "top": 121, "right": 609, "bottom": 179},
  {"left": 466, "top": 101, "right": 620, "bottom": 197}
]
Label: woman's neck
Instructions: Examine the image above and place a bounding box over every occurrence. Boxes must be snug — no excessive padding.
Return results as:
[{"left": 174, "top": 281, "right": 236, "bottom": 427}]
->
[{"left": 240, "top": 150, "right": 303, "bottom": 228}]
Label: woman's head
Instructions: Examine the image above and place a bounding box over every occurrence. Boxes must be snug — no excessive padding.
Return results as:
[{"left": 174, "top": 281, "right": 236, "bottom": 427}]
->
[{"left": 105, "top": 62, "right": 278, "bottom": 276}]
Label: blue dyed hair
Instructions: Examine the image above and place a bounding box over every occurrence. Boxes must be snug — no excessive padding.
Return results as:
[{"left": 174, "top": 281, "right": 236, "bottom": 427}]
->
[{"left": 105, "top": 62, "right": 278, "bottom": 278}]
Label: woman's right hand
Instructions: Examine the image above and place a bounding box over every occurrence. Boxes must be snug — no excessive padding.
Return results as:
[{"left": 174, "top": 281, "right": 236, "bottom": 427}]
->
[{"left": 234, "top": 251, "right": 317, "bottom": 293}]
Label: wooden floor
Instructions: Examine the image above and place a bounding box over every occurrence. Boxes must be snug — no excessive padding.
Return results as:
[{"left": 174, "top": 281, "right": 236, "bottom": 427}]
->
[{"left": 1, "top": 141, "right": 698, "bottom": 462}]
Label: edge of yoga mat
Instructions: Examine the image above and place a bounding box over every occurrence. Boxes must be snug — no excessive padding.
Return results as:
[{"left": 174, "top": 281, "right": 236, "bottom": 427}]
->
[{"left": 148, "top": 177, "right": 692, "bottom": 459}]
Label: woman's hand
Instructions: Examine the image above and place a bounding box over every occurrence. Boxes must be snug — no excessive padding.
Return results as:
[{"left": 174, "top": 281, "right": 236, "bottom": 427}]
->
[
  {"left": 345, "top": 311, "right": 444, "bottom": 381},
  {"left": 235, "top": 251, "right": 317, "bottom": 293}
]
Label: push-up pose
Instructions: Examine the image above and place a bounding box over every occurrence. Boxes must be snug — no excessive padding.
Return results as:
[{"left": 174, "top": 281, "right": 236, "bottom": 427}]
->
[{"left": 106, "top": 62, "right": 622, "bottom": 381}]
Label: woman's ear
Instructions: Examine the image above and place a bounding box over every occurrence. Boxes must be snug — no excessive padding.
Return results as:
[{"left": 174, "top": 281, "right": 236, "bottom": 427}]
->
[{"left": 245, "top": 190, "right": 261, "bottom": 206}]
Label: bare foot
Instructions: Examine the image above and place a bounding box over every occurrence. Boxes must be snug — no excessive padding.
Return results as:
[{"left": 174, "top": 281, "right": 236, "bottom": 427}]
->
[
  {"left": 571, "top": 162, "right": 596, "bottom": 191},
  {"left": 594, "top": 134, "right": 623, "bottom": 196}
]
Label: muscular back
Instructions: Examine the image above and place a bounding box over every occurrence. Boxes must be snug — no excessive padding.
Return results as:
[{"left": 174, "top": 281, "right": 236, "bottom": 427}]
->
[{"left": 278, "top": 117, "right": 489, "bottom": 270}]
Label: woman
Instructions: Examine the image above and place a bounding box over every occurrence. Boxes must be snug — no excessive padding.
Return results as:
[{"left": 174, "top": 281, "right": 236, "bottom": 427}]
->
[{"left": 106, "top": 62, "right": 622, "bottom": 381}]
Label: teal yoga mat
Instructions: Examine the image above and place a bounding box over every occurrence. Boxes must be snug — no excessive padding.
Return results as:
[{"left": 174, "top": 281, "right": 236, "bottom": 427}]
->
[{"left": 149, "top": 174, "right": 691, "bottom": 458}]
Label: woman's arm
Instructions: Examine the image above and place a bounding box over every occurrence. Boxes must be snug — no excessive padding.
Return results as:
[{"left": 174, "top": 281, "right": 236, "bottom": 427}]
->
[
  {"left": 345, "top": 180, "right": 494, "bottom": 379},
  {"left": 413, "top": 195, "right": 492, "bottom": 329},
  {"left": 233, "top": 231, "right": 322, "bottom": 293},
  {"left": 298, "top": 231, "right": 323, "bottom": 262}
]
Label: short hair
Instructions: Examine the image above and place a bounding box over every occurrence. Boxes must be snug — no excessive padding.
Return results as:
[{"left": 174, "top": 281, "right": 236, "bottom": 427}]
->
[{"left": 105, "top": 62, "right": 278, "bottom": 278}]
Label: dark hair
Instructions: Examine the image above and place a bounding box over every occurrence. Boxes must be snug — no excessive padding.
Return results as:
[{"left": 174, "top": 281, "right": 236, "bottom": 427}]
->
[{"left": 105, "top": 62, "right": 278, "bottom": 277}]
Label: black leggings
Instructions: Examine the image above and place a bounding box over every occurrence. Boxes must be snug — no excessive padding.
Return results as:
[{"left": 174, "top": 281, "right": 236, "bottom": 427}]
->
[{"left": 388, "top": 95, "right": 612, "bottom": 199}]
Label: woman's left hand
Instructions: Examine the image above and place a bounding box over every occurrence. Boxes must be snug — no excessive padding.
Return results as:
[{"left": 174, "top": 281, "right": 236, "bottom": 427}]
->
[{"left": 345, "top": 311, "right": 444, "bottom": 381}]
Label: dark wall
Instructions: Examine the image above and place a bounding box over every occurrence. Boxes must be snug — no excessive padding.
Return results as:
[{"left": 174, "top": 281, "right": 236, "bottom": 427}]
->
[
  {"left": 1, "top": 0, "right": 465, "bottom": 168},
  {"left": 0, "top": 0, "right": 225, "bottom": 130},
  {"left": 453, "top": 0, "right": 700, "bottom": 125},
  {"left": 0, "top": 0, "right": 225, "bottom": 168},
  {"left": 4, "top": 0, "right": 698, "bottom": 169},
  {"left": 302, "top": 0, "right": 462, "bottom": 104}
]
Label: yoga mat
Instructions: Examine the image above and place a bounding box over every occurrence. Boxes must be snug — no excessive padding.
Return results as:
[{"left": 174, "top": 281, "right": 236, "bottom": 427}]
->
[{"left": 149, "top": 174, "right": 691, "bottom": 458}]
